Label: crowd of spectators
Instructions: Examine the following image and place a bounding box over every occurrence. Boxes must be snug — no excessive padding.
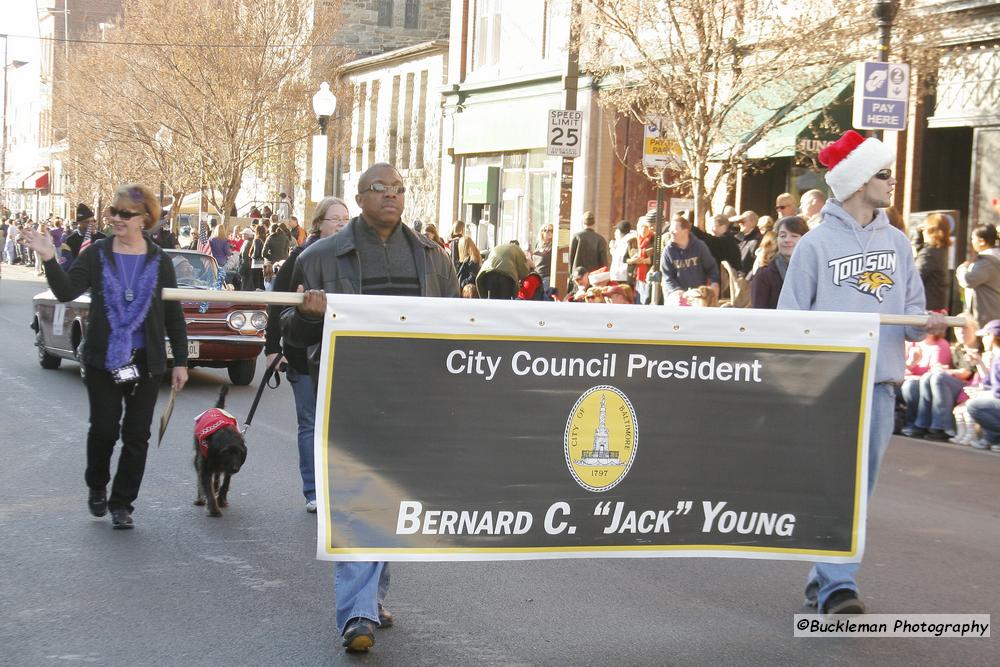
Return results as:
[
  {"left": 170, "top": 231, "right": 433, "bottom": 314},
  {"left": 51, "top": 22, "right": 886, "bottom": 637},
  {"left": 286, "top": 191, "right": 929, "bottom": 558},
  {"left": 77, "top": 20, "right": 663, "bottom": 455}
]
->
[
  {"left": 14, "top": 186, "right": 1000, "bottom": 453},
  {"left": 1, "top": 210, "right": 68, "bottom": 276}
]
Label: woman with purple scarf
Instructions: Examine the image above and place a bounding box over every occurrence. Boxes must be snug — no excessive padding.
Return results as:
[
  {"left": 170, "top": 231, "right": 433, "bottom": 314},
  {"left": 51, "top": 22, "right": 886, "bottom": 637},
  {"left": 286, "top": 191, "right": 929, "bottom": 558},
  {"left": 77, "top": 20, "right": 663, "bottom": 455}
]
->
[{"left": 25, "top": 183, "right": 189, "bottom": 530}]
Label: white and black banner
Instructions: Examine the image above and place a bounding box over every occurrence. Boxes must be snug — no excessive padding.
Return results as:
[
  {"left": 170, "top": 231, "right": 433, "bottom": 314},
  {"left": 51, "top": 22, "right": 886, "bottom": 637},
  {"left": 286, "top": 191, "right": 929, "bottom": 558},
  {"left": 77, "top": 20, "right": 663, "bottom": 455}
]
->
[{"left": 313, "top": 297, "right": 878, "bottom": 563}]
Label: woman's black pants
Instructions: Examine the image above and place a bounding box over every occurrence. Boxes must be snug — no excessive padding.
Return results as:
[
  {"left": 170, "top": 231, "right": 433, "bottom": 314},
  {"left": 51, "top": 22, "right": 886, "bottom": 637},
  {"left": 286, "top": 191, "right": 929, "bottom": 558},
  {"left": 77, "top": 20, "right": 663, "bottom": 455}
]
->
[{"left": 84, "top": 352, "right": 161, "bottom": 512}]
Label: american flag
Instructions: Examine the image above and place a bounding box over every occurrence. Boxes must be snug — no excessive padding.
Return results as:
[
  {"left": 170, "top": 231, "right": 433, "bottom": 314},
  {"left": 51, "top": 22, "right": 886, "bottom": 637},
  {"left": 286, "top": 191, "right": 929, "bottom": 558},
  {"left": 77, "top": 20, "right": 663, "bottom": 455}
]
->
[
  {"left": 79, "top": 222, "right": 94, "bottom": 252},
  {"left": 197, "top": 220, "right": 211, "bottom": 255}
]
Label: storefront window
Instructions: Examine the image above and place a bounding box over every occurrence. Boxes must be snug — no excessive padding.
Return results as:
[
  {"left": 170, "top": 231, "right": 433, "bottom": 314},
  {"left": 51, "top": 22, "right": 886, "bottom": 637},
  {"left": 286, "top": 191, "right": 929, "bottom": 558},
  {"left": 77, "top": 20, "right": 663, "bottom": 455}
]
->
[{"left": 459, "top": 149, "right": 559, "bottom": 255}]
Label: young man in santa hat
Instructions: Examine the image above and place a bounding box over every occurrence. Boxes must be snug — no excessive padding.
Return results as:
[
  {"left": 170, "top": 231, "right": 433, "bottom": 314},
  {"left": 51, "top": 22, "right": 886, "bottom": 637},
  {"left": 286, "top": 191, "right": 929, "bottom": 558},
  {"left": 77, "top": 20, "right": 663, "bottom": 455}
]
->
[{"left": 778, "top": 130, "right": 946, "bottom": 615}]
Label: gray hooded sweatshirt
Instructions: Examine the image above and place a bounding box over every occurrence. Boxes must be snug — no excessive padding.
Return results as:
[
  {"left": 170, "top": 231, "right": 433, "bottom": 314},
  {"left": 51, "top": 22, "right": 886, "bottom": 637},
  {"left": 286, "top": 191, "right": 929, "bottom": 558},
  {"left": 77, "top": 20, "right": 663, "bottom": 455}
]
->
[{"left": 777, "top": 199, "right": 926, "bottom": 384}]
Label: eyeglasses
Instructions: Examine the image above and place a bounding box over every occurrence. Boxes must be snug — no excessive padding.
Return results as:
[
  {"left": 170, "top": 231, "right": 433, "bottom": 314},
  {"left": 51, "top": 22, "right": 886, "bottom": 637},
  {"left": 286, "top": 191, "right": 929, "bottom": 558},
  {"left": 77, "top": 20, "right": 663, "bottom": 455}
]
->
[
  {"left": 323, "top": 216, "right": 349, "bottom": 223},
  {"left": 108, "top": 206, "right": 143, "bottom": 220},
  {"left": 361, "top": 183, "right": 406, "bottom": 195},
  {"left": 873, "top": 169, "right": 893, "bottom": 180}
]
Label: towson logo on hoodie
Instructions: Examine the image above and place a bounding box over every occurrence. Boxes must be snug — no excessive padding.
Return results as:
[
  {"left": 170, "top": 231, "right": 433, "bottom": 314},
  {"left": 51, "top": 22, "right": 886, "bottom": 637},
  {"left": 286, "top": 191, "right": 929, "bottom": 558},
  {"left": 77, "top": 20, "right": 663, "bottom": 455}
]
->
[{"left": 827, "top": 250, "right": 897, "bottom": 303}]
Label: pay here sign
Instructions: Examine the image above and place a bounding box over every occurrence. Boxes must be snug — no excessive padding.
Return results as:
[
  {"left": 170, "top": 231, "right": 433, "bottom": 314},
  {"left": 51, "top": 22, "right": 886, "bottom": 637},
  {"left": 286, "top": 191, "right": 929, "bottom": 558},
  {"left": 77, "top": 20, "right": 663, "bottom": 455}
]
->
[{"left": 853, "top": 61, "right": 910, "bottom": 131}]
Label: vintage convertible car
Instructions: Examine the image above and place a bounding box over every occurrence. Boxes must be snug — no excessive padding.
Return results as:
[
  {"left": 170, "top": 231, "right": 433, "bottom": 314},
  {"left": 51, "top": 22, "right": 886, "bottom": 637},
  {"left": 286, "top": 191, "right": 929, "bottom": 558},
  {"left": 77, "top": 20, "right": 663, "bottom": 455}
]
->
[{"left": 31, "top": 249, "right": 267, "bottom": 385}]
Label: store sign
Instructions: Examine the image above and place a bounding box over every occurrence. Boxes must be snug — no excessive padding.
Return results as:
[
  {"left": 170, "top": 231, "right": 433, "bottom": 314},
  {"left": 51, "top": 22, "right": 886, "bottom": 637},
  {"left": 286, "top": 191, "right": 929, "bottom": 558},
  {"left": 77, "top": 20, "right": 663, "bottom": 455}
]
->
[
  {"left": 797, "top": 138, "right": 835, "bottom": 155},
  {"left": 643, "top": 118, "right": 682, "bottom": 169},
  {"left": 852, "top": 61, "right": 910, "bottom": 131},
  {"left": 313, "top": 297, "right": 878, "bottom": 563},
  {"left": 547, "top": 110, "right": 583, "bottom": 158},
  {"left": 462, "top": 166, "right": 500, "bottom": 205}
]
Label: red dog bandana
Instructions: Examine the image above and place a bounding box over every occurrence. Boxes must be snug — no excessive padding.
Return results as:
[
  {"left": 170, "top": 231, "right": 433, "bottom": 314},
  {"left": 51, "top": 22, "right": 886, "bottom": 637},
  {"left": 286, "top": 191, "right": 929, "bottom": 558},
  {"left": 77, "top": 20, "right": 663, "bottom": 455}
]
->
[{"left": 194, "top": 408, "right": 239, "bottom": 457}]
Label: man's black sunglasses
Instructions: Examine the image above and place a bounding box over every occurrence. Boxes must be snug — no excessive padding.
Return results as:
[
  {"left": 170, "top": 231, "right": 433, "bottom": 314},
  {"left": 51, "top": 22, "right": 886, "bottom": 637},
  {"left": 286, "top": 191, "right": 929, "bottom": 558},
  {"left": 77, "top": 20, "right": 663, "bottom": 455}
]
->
[
  {"left": 108, "top": 206, "right": 144, "bottom": 219},
  {"left": 873, "top": 169, "right": 893, "bottom": 180},
  {"left": 362, "top": 183, "right": 406, "bottom": 195}
]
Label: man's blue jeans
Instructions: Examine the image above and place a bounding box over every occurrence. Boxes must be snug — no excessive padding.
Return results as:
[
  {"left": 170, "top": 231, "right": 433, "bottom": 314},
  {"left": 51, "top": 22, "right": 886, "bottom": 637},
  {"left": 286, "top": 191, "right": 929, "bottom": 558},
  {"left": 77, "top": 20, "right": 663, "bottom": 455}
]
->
[
  {"left": 336, "top": 562, "right": 390, "bottom": 634},
  {"left": 286, "top": 366, "right": 316, "bottom": 502},
  {"left": 806, "top": 382, "right": 895, "bottom": 610},
  {"left": 965, "top": 392, "right": 1000, "bottom": 444},
  {"left": 900, "top": 377, "right": 920, "bottom": 429},
  {"left": 915, "top": 371, "right": 964, "bottom": 433}
]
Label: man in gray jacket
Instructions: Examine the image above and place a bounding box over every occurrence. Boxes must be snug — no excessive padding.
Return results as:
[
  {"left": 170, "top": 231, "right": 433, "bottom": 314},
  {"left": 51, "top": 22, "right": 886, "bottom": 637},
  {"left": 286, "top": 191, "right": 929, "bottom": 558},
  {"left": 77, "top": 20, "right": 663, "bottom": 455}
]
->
[
  {"left": 778, "top": 130, "right": 944, "bottom": 616},
  {"left": 956, "top": 224, "right": 1000, "bottom": 328},
  {"left": 282, "top": 162, "right": 459, "bottom": 653}
]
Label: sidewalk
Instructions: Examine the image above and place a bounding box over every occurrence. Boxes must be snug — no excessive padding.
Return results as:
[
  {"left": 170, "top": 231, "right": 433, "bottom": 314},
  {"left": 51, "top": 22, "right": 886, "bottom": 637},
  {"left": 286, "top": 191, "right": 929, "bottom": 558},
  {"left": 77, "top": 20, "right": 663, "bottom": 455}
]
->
[{"left": 0, "top": 262, "right": 47, "bottom": 284}]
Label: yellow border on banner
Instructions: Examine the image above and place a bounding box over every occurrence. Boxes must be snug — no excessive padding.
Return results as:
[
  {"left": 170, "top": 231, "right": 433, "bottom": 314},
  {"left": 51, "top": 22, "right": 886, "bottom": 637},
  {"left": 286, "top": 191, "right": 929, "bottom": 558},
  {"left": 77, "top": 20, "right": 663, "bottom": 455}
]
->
[{"left": 321, "top": 330, "right": 872, "bottom": 559}]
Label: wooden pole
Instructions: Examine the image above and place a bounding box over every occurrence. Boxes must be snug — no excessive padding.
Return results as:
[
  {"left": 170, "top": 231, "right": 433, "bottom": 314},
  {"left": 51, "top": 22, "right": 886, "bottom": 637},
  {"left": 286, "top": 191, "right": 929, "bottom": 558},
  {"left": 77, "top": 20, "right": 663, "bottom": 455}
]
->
[
  {"left": 163, "top": 287, "right": 304, "bottom": 305},
  {"left": 161, "top": 288, "right": 967, "bottom": 327}
]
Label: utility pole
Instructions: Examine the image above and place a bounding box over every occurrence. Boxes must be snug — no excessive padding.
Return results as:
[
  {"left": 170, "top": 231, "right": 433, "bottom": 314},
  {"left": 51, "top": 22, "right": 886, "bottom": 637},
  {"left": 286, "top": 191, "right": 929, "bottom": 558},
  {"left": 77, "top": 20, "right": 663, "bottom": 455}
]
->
[
  {"left": 1, "top": 34, "right": 8, "bottom": 207},
  {"left": 551, "top": 0, "right": 581, "bottom": 297}
]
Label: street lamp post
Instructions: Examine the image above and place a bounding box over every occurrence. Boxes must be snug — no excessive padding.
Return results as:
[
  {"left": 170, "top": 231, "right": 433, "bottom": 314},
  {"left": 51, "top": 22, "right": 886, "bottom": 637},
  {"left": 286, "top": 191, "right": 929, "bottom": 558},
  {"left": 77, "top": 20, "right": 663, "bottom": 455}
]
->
[
  {"left": 872, "top": 0, "right": 899, "bottom": 141},
  {"left": 310, "top": 82, "right": 336, "bottom": 203}
]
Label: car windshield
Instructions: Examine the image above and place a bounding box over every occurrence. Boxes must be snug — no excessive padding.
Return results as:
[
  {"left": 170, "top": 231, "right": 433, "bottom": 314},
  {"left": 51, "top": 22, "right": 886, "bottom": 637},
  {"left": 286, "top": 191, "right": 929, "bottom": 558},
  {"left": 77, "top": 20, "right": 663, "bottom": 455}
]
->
[{"left": 169, "top": 252, "right": 218, "bottom": 288}]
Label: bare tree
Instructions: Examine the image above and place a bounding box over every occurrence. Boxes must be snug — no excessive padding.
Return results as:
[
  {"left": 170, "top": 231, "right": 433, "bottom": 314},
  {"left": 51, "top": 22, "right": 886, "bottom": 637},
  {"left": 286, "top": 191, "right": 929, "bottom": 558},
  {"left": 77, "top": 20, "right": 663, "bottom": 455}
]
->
[
  {"left": 60, "top": 0, "right": 348, "bottom": 222},
  {"left": 576, "top": 0, "right": 968, "bottom": 226}
]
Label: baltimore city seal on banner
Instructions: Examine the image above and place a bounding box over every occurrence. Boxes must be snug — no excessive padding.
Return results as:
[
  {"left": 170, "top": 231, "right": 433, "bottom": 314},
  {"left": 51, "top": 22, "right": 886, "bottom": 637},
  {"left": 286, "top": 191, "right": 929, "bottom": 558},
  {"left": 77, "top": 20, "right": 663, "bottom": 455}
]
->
[{"left": 564, "top": 385, "right": 638, "bottom": 492}]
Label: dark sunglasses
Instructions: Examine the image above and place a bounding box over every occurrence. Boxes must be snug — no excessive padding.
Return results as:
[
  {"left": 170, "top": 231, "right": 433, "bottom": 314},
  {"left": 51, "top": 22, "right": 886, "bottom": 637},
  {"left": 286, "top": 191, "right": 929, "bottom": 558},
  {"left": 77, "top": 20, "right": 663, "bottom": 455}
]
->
[
  {"left": 873, "top": 169, "right": 893, "bottom": 180},
  {"left": 362, "top": 183, "right": 406, "bottom": 195},
  {"left": 109, "top": 206, "right": 144, "bottom": 220}
]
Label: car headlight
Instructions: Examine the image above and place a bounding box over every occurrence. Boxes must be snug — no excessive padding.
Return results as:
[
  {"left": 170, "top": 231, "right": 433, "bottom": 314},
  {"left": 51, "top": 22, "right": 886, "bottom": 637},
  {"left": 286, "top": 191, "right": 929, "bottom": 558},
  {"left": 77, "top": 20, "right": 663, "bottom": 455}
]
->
[
  {"left": 227, "top": 312, "right": 247, "bottom": 330},
  {"left": 250, "top": 311, "right": 267, "bottom": 330}
]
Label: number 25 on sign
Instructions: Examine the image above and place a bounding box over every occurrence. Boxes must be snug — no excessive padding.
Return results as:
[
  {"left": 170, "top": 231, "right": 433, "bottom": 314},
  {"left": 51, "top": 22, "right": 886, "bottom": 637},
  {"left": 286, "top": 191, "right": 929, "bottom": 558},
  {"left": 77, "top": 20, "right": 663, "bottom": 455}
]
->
[{"left": 547, "top": 109, "right": 583, "bottom": 158}]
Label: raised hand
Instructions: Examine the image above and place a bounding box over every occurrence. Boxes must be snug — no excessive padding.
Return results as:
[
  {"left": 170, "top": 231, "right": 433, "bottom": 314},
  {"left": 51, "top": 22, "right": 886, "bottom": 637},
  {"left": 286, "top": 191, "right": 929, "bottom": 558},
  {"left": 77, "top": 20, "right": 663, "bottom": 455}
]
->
[{"left": 23, "top": 228, "right": 57, "bottom": 262}]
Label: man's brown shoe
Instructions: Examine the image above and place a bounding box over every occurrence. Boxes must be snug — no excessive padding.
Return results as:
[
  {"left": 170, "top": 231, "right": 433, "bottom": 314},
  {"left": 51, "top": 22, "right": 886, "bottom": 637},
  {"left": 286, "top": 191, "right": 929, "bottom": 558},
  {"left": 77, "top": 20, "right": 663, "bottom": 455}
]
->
[
  {"left": 342, "top": 618, "right": 375, "bottom": 652},
  {"left": 378, "top": 603, "right": 393, "bottom": 628}
]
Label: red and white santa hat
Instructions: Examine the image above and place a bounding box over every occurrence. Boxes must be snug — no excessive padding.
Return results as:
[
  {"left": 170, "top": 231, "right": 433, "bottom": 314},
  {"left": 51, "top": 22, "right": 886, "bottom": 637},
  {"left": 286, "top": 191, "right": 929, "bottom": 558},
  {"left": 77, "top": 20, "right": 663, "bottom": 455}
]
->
[{"left": 818, "top": 130, "right": 895, "bottom": 201}]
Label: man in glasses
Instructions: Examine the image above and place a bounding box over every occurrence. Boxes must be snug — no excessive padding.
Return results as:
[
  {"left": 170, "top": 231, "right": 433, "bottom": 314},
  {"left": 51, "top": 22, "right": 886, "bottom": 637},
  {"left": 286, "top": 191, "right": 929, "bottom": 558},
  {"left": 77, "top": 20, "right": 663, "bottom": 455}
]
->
[
  {"left": 282, "top": 162, "right": 459, "bottom": 653},
  {"left": 778, "top": 130, "right": 945, "bottom": 616},
  {"left": 775, "top": 192, "right": 797, "bottom": 218}
]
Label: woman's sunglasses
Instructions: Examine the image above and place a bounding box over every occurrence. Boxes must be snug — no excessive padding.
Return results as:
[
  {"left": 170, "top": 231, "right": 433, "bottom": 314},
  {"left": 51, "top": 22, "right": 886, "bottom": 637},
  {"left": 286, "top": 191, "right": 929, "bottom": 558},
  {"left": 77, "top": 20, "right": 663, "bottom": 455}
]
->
[
  {"left": 873, "top": 169, "right": 893, "bottom": 180},
  {"left": 109, "top": 206, "right": 144, "bottom": 220}
]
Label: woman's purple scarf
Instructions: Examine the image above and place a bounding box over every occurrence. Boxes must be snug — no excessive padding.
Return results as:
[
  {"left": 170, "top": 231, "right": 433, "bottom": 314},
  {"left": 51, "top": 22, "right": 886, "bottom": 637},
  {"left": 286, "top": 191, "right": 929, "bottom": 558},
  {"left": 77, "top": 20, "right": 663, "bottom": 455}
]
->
[{"left": 100, "top": 249, "right": 161, "bottom": 369}]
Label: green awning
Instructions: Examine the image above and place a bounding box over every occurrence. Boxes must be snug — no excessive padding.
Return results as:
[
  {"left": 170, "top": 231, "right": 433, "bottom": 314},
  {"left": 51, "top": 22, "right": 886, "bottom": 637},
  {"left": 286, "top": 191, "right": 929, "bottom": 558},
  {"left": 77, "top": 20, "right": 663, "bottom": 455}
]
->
[{"left": 716, "top": 66, "right": 854, "bottom": 160}]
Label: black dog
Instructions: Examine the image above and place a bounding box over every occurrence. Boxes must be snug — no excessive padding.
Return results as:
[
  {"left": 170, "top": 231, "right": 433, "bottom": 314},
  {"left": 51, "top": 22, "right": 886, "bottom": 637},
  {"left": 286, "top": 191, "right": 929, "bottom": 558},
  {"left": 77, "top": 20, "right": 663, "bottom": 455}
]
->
[{"left": 193, "top": 386, "right": 247, "bottom": 517}]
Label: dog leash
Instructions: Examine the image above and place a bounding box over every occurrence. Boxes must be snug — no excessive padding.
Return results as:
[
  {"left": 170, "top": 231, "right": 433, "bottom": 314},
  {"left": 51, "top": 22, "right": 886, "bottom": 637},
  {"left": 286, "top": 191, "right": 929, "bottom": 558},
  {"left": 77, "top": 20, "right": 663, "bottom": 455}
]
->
[{"left": 242, "top": 354, "right": 283, "bottom": 435}]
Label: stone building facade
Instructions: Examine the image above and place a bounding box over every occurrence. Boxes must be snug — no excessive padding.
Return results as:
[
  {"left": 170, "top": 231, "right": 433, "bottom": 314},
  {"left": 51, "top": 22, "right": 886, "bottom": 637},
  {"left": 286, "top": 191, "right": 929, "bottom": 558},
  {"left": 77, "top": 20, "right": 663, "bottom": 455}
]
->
[
  {"left": 319, "top": 0, "right": 451, "bottom": 58},
  {"left": 337, "top": 41, "right": 449, "bottom": 226}
]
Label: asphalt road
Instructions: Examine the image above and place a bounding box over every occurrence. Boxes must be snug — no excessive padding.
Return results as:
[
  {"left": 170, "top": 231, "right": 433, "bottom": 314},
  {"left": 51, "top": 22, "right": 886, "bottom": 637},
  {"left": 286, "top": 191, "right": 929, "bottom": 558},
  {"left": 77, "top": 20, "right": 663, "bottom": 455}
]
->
[{"left": 1, "top": 264, "right": 997, "bottom": 666}]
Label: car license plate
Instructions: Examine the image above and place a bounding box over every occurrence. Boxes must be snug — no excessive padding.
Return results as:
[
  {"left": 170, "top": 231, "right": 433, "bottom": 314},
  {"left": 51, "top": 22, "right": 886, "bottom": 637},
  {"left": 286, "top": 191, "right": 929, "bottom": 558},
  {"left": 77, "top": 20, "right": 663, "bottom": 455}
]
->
[{"left": 166, "top": 341, "right": 200, "bottom": 359}]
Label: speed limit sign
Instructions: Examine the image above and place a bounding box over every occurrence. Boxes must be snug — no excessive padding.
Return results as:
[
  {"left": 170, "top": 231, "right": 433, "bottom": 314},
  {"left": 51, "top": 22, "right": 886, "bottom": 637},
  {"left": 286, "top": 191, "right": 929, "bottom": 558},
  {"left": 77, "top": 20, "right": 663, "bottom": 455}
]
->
[{"left": 547, "top": 109, "right": 583, "bottom": 158}]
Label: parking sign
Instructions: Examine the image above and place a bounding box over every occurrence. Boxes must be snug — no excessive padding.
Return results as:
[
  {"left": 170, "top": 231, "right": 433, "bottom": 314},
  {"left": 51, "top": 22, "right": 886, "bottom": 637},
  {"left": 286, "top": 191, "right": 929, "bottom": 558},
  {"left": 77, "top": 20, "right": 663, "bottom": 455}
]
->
[
  {"left": 642, "top": 117, "right": 682, "bottom": 169},
  {"left": 852, "top": 61, "right": 910, "bottom": 131},
  {"left": 547, "top": 110, "right": 583, "bottom": 158}
]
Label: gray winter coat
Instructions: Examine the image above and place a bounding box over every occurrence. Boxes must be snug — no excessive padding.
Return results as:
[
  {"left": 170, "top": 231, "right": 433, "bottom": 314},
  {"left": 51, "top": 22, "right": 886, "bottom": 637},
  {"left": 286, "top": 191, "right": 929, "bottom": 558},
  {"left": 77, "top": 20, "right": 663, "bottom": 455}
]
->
[{"left": 956, "top": 248, "right": 1000, "bottom": 328}]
